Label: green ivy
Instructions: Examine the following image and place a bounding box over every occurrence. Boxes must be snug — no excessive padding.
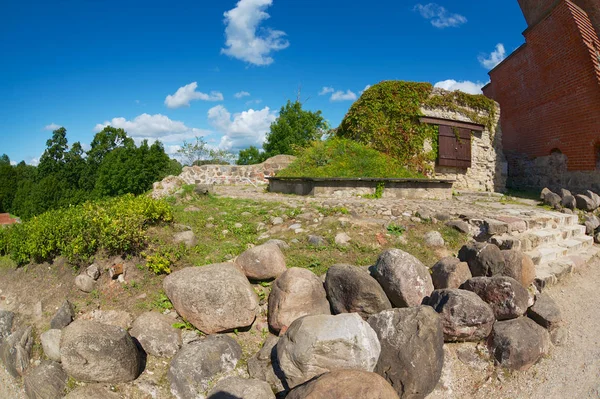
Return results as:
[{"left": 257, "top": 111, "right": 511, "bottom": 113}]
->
[{"left": 336, "top": 80, "right": 496, "bottom": 173}]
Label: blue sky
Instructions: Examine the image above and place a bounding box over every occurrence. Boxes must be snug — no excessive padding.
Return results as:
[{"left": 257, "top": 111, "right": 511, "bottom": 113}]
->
[{"left": 0, "top": 0, "right": 527, "bottom": 165}]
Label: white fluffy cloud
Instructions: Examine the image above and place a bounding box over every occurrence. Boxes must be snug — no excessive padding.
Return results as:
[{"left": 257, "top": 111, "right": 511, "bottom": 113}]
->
[
  {"left": 319, "top": 87, "right": 334, "bottom": 96},
  {"left": 207, "top": 105, "right": 277, "bottom": 150},
  {"left": 93, "top": 113, "right": 210, "bottom": 143},
  {"left": 164, "top": 82, "right": 224, "bottom": 109},
  {"left": 234, "top": 91, "right": 251, "bottom": 99},
  {"left": 434, "top": 79, "right": 485, "bottom": 94},
  {"left": 330, "top": 90, "right": 357, "bottom": 102},
  {"left": 44, "top": 123, "right": 61, "bottom": 131},
  {"left": 221, "top": 0, "right": 290, "bottom": 66},
  {"left": 479, "top": 44, "right": 506, "bottom": 70},
  {"left": 10, "top": 161, "right": 16, "bottom": 166},
  {"left": 360, "top": 84, "right": 371, "bottom": 94},
  {"left": 414, "top": 3, "right": 467, "bottom": 28}
]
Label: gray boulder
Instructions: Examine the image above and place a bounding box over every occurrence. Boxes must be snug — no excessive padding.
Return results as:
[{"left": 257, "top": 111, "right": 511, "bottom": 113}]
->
[
  {"left": 540, "top": 187, "right": 552, "bottom": 200},
  {"left": 0, "top": 326, "right": 33, "bottom": 378},
  {"left": 460, "top": 276, "right": 529, "bottom": 320},
  {"left": 560, "top": 188, "right": 572, "bottom": 198},
  {"left": 194, "top": 183, "right": 214, "bottom": 195},
  {"left": 63, "top": 386, "right": 120, "bottom": 399},
  {"left": 423, "top": 231, "right": 444, "bottom": 247},
  {"left": 561, "top": 194, "right": 576, "bottom": 210},
  {"left": 334, "top": 232, "right": 352, "bottom": 246},
  {"left": 575, "top": 194, "right": 597, "bottom": 211},
  {"left": 501, "top": 250, "right": 536, "bottom": 287},
  {"left": 367, "top": 306, "right": 444, "bottom": 399},
  {"left": 207, "top": 377, "right": 274, "bottom": 399},
  {"left": 40, "top": 329, "right": 62, "bottom": 362},
  {"left": 0, "top": 310, "right": 14, "bottom": 342},
  {"left": 235, "top": 243, "right": 287, "bottom": 281},
  {"left": 431, "top": 257, "right": 472, "bottom": 289},
  {"left": 277, "top": 313, "right": 381, "bottom": 388},
  {"left": 130, "top": 312, "right": 182, "bottom": 358},
  {"left": 173, "top": 230, "right": 197, "bottom": 248},
  {"left": 307, "top": 235, "right": 327, "bottom": 247},
  {"left": 527, "top": 294, "right": 562, "bottom": 331},
  {"left": 446, "top": 220, "right": 471, "bottom": 234},
  {"left": 169, "top": 335, "right": 242, "bottom": 399},
  {"left": 325, "top": 264, "right": 392, "bottom": 319},
  {"left": 86, "top": 264, "right": 100, "bottom": 280},
  {"left": 60, "top": 320, "right": 142, "bottom": 383},
  {"left": 586, "top": 190, "right": 600, "bottom": 207},
  {"left": 423, "top": 289, "right": 495, "bottom": 342},
  {"left": 584, "top": 214, "right": 600, "bottom": 235},
  {"left": 286, "top": 370, "right": 400, "bottom": 399},
  {"left": 74, "top": 274, "right": 95, "bottom": 293},
  {"left": 247, "top": 335, "right": 286, "bottom": 394},
  {"left": 489, "top": 317, "right": 551, "bottom": 370},
  {"left": 268, "top": 268, "right": 330, "bottom": 333},
  {"left": 50, "top": 300, "right": 75, "bottom": 330},
  {"left": 543, "top": 192, "right": 561, "bottom": 208},
  {"left": 458, "top": 242, "right": 505, "bottom": 277},
  {"left": 24, "top": 361, "right": 67, "bottom": 399},
  {"left": 372, "top": 249, "right": 434, "bottom": 308},
  {"left": 264, "top": 239, "right": 290, "bottom": 250},
  {"left": 163, "top": 263, "right": 258, "bottom": 334}
]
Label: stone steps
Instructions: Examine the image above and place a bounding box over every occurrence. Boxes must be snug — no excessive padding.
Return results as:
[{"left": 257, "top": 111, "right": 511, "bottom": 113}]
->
[{"left": 534, "top": 246, "right": 600, "bottom": 291}]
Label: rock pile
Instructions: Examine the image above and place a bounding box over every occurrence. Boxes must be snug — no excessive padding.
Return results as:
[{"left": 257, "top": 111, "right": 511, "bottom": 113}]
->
[{"left": 541, "top": 187, "right": 600, "bottom": 243}]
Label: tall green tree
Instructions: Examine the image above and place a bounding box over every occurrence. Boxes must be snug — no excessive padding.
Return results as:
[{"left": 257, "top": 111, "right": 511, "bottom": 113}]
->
[
  {"left": 263, "top": 101, "right": 329, "bottom": 157},
  {"left": 237, "top": 146, "right": 265, "bottom": 165},
  {"left": 38, "top": 127, "right": 68, "bottom": 178},
  {"left": 0, "top": 154, "right": 16, "bottom": 212}
]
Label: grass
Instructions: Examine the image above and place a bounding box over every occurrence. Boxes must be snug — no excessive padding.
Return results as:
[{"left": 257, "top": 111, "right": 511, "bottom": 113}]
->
[
  {"left": 276, "top": 138, "right": 424, "bottom": 179},
  {"left": 0, "top": 256, "right": 16, "bottom": 269}
]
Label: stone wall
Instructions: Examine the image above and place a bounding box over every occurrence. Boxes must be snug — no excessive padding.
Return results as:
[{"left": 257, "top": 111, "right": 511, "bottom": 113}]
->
[
  {"left": 421, "top": 98, "right": 507, "bottom": 192},
  {"left": 506, "top": 151, "right": 600, "bottom": 193},
  {"left": 152, "top": 155, "right": 296, "bottom": 198}
]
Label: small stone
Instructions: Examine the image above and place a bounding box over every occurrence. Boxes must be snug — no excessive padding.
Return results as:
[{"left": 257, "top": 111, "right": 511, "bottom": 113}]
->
[
  {"left": 234, "top": 223, "right": 243, "bottom": 228},
  {"left": 289, "top": 223, "right": 301, "bottom": 230},
  {"left": 0, "top": 310, "right": 15, "bottom": 342},
  {"left": 271, "top": 217, "right": 284, "bottom": 225},
  {"left": 561, "top": 195, "right": 576, "bottom": 210},
  {"left": 86, "top": 264, "right": 100, "bottom": 280},
  {"left": 173, "top": 230, "right": 197, "bottom": 248},
  {"left": 51, "top": 301, "right": 74, "bottom": 330},
  {"left": 40, "top": 329, "right": 62, "bottom": 362},
  {"left": 264, "top": 239, "right": 290, "bottom": 250},
  {"left": 307, "top": 235, "right": 327, "bottom": 247},
  {"left": 109, "top": 263, "right": 124, "bottom": 279},
  {"left": 543, "top": 192, "right": 562, "bottom": 209},
  {"left": 446, "top": 220, "right": 471, "bottom": 234},
  {"left": 423, "top": 231, "right": 445, "bottom": 247},
  {"left": 74, "top": 274, "right": 95, "bottom": 293},
  {"left": 334, "top": 232, "right": 351, "bottom": 246}
]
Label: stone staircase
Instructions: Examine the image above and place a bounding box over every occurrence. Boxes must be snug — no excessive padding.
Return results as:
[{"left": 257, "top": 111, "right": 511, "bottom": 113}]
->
[{"left": 475, "top": 208, "right": 598, "bottom": 291}]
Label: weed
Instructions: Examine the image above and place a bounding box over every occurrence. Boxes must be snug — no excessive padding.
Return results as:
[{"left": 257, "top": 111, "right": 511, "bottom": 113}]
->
[
  {"left": 387, "top": 224, "right": 406, "bottom": 236},
  {"left": 152, "top": 292, "right": 174, "bottom": 311},
  {"left": 364, "top": 182, "right": 385, "bottom": 199}
]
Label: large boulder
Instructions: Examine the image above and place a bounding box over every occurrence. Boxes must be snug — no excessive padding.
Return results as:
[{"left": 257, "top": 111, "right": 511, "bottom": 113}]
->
[
  {"left": 561, "top": 195, "right": 576, "bottom": 210},
  {"left": 423, "top": 289, "right": 495, "bottom": 342},
  {"left": 24, "top": 361, "right": 68, "bottom": 399},
  {"left": 460, "top": 276, "right": 529, "bottom": 320},
  {"left": 40, "top": 329, "right": 62, "bottom": 362},
  {"left": 575, "top": 194, "right": 597, "bottom": 211},
  {"left": 247, "top": 335, "right": 286, "bottom": 394},
  {"left": 60, "top": 320, "right": 142, "bottom": 383},
  {"left": 372, "top": 249, "right": 434, "bottom": 308},
  {"left": 586, "top": 190, "right": 600, "bottom": 207},
  {"left": 431, "top": 257, "right": 472, "bottom": 289},
  {"left": 540, "top": 187, "right": 552, "bottom": 200},
  {"left": 458, "top": 242, "right": 505, "bottom": 277},
  {"left": 367, "top": 307, "right": 444, "bottom": 399},
  {"left": 277, "top": 313, "right": 381, "bottom": 388},
  {"left": 235, "top": 243, "right": 287, "bottom": 281},
  {"left": 324, "top": 264, "right": 392, "bottom": 319},
  {"left": 543, "top": 192, "right": 561, "bottom": 208},
  {"left": 168, "top": 335, "right": 242, "bottom": 399},
  {"left": 286, "top": 370, "right": 400, "bottom": 399},
  {"left": 489, "top": 317, "right": 551, "bottom": 370},
  {"left": 0, "top": 310, "right": 15, "bottom": 342},
  {"left": 163, "top": 263, "right": 259, "bottom": 334},
  {"left": 130, "top": 312, "right": 182, "bottom": 358},
  {"left": 50, "top": 300, "right": 75, "bottom": 330},
  {"left": 527, "top": 294, "right": 562, "bottom": 331},
  {"left": 501, "top": 250, "right": 536, "bottom": 287},
  {"left": 207, "top": 377, "right": 274, "bottom": 399},
  {"left": 584, "top": 214, "right": 600, "bottom": 235},
  {"left": 0, "top": 326, "right": 33, "bottom": 378},
  {"left": 268, "top": 268, "right": 330, "bottom": 333}
]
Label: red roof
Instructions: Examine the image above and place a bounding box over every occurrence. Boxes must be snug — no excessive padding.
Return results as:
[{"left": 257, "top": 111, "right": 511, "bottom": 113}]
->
[{"left": 0, "top": 214, "right": 17, "bottom": 225}]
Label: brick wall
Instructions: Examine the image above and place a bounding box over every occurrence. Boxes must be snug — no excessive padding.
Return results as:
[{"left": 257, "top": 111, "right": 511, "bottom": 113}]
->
[{"left": 484, "top": 0, "right": 600, "bottom": 171}]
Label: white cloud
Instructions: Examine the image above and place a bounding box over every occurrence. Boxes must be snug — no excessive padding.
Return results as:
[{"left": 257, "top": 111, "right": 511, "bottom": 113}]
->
[
  {"left": 10, "top": 161, "right": 16, "bottom": 166},
  {"left": 93, "top": 113, "right": 210, "bottom": 144},
  {"left": 207, "top": 105, "right": 277, "bottom": 150},
  {"left": 479, "top": 43, "right": 506, "bottom": 70},
  {"left": 434, "top": 79, "right": 485, "bottom": 94},
  {"left": 360, "top": 84, "right": 371, "bottom": 94},
  {"left": 330, "top": 90, "right": 357, "bottom": 102},
  {"left": 234, "top": 91, "right": 251, "bottom": 99},
  {"left": 221, "top": 0, "right": 290, "bottom": 66},
  {"left": 245, "top": 99, "right": 263, "bottom": 106},
  {"left": 414, "top": 3, "right": 467, "bottom": 28},
  {"left": 319, "top": 87, "right": 335, "bottom": 96},
  {"left": 44, "top": 123, "right": 61, "bottom": 131},
  {"left": 27, "top": 156, "right": 40, "bottom": 166},
  {"left": 164, "top": 82, "right": 224, "bottom": 109}
]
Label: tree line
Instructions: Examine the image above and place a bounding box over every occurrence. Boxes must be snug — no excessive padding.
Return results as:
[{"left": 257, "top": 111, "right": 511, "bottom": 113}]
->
[{"left": 0, "top": 127, "right": 181, "bottom": 220}]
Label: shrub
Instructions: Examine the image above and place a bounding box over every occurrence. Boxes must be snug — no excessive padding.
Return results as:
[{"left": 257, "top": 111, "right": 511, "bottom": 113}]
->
[
  {"left": 276, "top": 138, "right": 424, "bottom": 179},
  {"left": 0, "top": 194, "right": 173, "bottom": 265}
]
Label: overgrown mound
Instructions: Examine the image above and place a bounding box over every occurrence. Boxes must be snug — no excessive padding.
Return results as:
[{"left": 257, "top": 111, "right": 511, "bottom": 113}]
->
[
  {"left": 336, "top": 81, "right": 497, "bottom": 172},
  {"left": 276, "top": 138, "right": 423, "bottom": 179},
  {"left": 0, "top": 194, "right": 173, "bottom": 265}
]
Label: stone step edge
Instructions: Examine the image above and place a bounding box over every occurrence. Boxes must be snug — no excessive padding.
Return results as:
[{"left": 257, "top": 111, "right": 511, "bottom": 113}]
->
[{"left": 534, "top": 246, "right": 600, "bottom": 292}]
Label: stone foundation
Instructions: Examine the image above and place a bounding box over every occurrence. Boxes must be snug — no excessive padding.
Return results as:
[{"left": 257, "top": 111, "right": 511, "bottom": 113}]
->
[{"left": 506, "top": 151, "right": 600, "bottom": 193}]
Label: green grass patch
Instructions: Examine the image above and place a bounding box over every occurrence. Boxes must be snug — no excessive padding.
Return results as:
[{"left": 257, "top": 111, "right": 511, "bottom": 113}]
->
[{"left": 276, "top": 138, "right": 424, "bottom": 179}]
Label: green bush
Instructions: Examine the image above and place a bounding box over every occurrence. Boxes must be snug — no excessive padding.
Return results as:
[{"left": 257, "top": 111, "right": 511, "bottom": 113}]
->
[
  {"left": 276, "top": 138, "right": 424, "bottom": 179},
  {"left": 0, "top": 194, "right": 173, "bottom": 265}
]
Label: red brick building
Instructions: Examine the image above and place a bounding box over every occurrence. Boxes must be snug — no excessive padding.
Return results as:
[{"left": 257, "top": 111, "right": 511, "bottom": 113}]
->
[{"left": 483, "top": 0, "right": 600, "bottom": 187}]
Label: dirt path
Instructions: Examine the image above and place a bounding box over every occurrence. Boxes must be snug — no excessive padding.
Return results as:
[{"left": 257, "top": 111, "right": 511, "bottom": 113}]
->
[{"left": 431, "top": 257, "right": 600, "bottom": 399}]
